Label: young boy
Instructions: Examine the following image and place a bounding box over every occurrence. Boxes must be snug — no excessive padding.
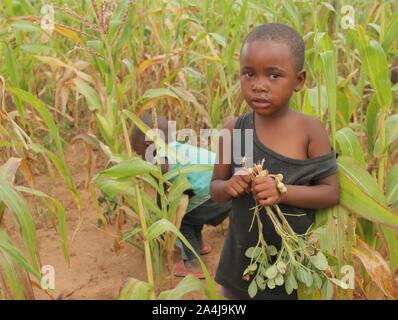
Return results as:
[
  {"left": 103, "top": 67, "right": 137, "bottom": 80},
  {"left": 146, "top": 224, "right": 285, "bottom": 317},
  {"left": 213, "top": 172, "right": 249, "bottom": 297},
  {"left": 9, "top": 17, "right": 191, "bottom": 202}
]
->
[
  {"left": 210, "top": 23, "right": 339, "bottom": 300},
  {"left": 131, "top": 114, "right": 230, "bottom": 279}
]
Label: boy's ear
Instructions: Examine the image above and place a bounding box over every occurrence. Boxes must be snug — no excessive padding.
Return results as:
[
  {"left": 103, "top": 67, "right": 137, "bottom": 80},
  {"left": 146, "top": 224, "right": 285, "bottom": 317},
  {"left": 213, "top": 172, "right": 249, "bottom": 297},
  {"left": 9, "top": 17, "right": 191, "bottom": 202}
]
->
[{"left": 294, "top": 70, "right": 306, "bottom": 92}]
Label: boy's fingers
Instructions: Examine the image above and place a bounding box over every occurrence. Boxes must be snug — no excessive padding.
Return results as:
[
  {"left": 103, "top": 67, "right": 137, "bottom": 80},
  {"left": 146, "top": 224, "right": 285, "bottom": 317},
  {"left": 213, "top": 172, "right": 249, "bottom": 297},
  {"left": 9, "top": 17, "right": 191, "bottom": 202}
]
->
[
  {"left": 256, "top": 190, "right": 272, "bottom": 200},
  {"left": 240, "top": 174, "right": 252, "bottom": 183},
  {"left": 253, "top": 176, "right": 268, "bottom": 185},
  {"left": 232, "top": 182, "right": 245, "bottom": 195},
  {"left": 235, "top": 177, "right": 250, "bottom": 190},
  {"left": 259, "top": 197, "right": 277, "bottom": 206},
  {"left": 252, "top": 183, "right": 268, "bottom": 193},
  {"left": 226, "top": 186, "right": 238, "bottom": 198}
]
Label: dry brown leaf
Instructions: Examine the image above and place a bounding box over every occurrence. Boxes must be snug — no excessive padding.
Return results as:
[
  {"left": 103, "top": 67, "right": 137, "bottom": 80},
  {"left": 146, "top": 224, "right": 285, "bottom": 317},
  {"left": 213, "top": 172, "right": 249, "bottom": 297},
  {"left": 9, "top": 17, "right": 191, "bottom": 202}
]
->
[{"left": 352, "top": 239, "right": 397, "bottom": 299}]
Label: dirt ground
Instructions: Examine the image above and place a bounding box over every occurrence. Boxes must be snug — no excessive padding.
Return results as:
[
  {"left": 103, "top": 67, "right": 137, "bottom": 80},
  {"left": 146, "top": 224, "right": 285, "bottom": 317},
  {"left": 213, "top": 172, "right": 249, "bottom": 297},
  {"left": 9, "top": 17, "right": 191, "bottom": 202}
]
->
[{"left": 5, "top": 142, "right": 227, "bottom": 300}]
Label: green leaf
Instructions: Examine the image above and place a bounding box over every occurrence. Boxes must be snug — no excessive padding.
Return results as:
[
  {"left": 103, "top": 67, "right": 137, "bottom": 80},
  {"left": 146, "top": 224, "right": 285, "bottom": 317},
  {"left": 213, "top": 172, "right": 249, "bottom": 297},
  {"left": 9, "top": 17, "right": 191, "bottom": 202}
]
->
[
  {"left": 0, "top": 251, "right": 28, "bottom": 299},
  {"left": 387, "top": 164, "right": 398, "bottom": 205},
  {"left": 266, "top": 245, "right": 278, "bottom": 256},
  {"left": 158, "top": 275, "right": 204, "bottom": 300},
  {"left": 248, "top": 279, "right": 258, "bottom": 298},
  {"left": 275, "top": 274, "right": 284, "bottom": 286},
  {"left": 285, "top": 277, "right": 293, "bottom": 295},
  {"left": 0, "top": 230, "right": 41, "bottom": 281},
  {"left": 385, "top": 114, "right": 398, "bottom": 146},
  {"left": 336, "top": 128, "right": 366, "bottom": 167},
  {"left": 380, "top": 225, "right": 398, "bottom": 272},
  {"left": 245, "top": 247, "right": 262, "bottom": 259},
  {"left": 20, "top": 44, "right": 52, "bottom": 54},
  {"left": 7, "top": 88, "right": 64, "bottom": 157},
  {"left": 118, "top": 278, "right": 153, "bottom": 300},
  {"left": 310, "top": 252, "right": 329, "bottom": 271},
  {"left": 366, "top": 95, "right": 379, "bottom": 154},
  {"left": 99, "top": 158, "right": 161, "bottom": 179},
  {"left": 320, "top": 49, "right": 337, "bottom": 147},
  {"left": 321, "top": 279, "right": 334, "bottom": 300},
  {"left": 146, "top": 218, "right": 217, "bottom": 299},
  {"left": 381, "top": 10, "right": 398, "bottom": 50},
  {"left": 338, "top": 159, "right": 398, "bottom": 229},
  {"left": 140, "top": 88, "right": 179, "bottom": 101},
  {"left": 73, "top": 78, "right": 103, "bottom": 112},
  {"left": 16, "top": 186, "right": 69, "bottom": 263},
  {"left": 355, "top": 26, "right": 392, "bottom": 109},
  {"left": 167, "top": 175, "right": 191, "bottom": 218},
  {"left": 276, "top": 261, "right": 287, "bottom": 274},
  {"left": 9, "top": 20, "right": 40, "bottom": 32},
  {"left": 303, "top": 270, "right": 313, "bottom": 288},
  {"left": 338, "top": 156, "right": 386, "bottom": 204},
  {"left": 0, "top": 178, "right": 40, "bottom": 272},
  {"left": 267, "top": 278, "right": 276, "bottom": 290},
  {"left": 286, "top": 272, "right": 298, "bottom": 294},
  {"left": 164, "top": 164, "right": 213, "bottom": 181},
  {"left": 296, "top": 268, "right": 311, "bottom": 287},
  {"left": 94, "top": 176, "right": 135, "bottom": 198},
  {"left": 256, "top": 275, "right": 266, "bottom": 291},
  {"left": 265, "top": 265, "right": 278, "bottom": 279},
  {"left": 313, "top": 273, "right": 323, "bottom": 289}
]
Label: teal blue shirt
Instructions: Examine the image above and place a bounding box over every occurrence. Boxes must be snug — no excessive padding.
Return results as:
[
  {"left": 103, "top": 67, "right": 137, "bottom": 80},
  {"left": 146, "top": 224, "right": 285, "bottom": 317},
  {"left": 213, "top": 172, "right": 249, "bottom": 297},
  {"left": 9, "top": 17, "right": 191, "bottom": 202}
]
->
[{"left": 165, "top": 141, "right": 215, "bottom": 213}]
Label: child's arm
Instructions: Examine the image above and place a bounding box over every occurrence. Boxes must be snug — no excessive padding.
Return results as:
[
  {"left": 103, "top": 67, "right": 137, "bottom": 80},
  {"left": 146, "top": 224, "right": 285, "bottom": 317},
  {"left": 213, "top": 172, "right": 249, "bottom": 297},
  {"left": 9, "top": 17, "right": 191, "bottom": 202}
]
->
[
  {"left": 252, "top": 118, "right": 339, "bottom": 209},
  {"left": 210, "top": 119, "right": 251, "bottom": 203}
]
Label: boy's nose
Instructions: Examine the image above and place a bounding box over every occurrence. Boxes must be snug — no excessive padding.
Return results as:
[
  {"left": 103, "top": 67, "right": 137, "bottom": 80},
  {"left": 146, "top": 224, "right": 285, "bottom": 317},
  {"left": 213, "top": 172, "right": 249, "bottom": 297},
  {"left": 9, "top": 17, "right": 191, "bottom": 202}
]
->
[{"left": 251, "top": 81, "right": 269, "bottom": 92}]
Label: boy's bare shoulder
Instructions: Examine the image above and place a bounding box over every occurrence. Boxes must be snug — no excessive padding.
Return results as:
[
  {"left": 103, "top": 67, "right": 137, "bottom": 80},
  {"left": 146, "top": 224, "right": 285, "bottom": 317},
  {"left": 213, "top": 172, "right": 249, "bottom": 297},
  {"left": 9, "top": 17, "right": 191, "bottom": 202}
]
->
[
  {"left": 293, "top": 112, "right": 326, "bottom": 133},
  {"left": 223, "top": 117, "right": 238, "bottom": 131},
  {"left": 293, "top": 112, "right": 331, "bottom": 157}
]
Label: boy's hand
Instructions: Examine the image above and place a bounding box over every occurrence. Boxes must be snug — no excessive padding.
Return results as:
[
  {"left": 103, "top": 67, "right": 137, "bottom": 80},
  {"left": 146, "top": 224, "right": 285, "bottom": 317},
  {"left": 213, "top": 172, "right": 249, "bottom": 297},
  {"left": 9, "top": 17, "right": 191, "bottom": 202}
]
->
[
  {"left": 252, "top": 175, "right": 282, "bottom": 206},
  {"left": 224, "top": 170, "right": 251, "bottom": 198}
]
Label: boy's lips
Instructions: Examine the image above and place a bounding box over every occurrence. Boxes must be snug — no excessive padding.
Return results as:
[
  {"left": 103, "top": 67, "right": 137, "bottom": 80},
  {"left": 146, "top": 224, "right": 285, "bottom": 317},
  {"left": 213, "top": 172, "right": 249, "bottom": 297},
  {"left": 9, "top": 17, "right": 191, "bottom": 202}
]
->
[{"left": 251, "top": 98, "right": 271, "bottom": 108}]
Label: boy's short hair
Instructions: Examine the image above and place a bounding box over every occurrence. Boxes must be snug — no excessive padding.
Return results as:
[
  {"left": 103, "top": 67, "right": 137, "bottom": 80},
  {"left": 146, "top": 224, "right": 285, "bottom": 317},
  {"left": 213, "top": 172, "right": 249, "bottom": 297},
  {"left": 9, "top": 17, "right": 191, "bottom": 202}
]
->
[
  {"left": 241, "top": 23, "right": 305, "bottom": 72},
  {"left": 131, "top": 113, "right": 169, "bottom": 146}
]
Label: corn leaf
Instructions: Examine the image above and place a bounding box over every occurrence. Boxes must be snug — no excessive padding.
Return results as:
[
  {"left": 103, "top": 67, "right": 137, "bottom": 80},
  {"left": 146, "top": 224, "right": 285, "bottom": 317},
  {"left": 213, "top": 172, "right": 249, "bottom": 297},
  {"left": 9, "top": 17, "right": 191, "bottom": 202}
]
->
[
  {"left": 16, "top": 186, "right": 69, "bottom": 264},
  {"left": 0, "top": 230, "right": 41, "bottom": 280},
  {"left": 381, "top": 10, "right": 398, "bottom": 51},
  {"left": 336, "top": 128, "right": 366, "bottom": 168},
  {"left": 73, "top": 78, "right": 103, "bottom": 112},
  {"left": 365, "top": 95, "right": 379, "bottom": 154},
  {"left": 147, "top": 218, "right": 219, "bottom": 299},
  {"left": 338, "top": 167, "right": 398, "bottom": 229},
  {"left": 118, "top": 278, "right": 153, "bottom": 300},
  {"left": 387, "top": 164, "right": 398, "bottom": 205},
  {"left": 0, "top": 178, "right": 40, "bottom": 271},
  {"left": 355, "top": 26, "right": 392, "bottom": 109},
  {"left": 158, "top": 275, "right": 204, "bottom": 300}
]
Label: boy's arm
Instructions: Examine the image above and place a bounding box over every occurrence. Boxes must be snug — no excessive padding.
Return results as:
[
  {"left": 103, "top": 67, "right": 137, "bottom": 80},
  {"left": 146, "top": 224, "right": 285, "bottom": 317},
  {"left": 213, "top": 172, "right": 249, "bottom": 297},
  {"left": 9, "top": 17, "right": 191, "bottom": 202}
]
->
[
  {"left": 211, "top": 118, "right": 251, "bottom": 203},
  {"left": 210, "top": 119, "right": 236, "bottom": 203},
  {"left": 281, "top": 118, "right": 339, "bottom": 209}
]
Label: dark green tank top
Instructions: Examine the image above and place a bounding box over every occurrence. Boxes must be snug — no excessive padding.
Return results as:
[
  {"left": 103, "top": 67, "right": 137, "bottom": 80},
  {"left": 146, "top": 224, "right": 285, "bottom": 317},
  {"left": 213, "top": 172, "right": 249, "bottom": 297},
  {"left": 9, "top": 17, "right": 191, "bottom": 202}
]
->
[{"left": 215, "top": 112, "right": 338, "bottom": 300}]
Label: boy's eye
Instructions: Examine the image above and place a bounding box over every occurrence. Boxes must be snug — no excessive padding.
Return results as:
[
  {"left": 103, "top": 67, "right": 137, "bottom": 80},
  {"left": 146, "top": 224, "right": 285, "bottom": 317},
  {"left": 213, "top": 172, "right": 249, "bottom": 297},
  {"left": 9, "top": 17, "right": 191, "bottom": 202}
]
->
[
  {"left": 270, "top": 73, "right": 280, "bottom": 80},
  {"left": 243, "top": 71, "right": 255, "bottom": 78}
]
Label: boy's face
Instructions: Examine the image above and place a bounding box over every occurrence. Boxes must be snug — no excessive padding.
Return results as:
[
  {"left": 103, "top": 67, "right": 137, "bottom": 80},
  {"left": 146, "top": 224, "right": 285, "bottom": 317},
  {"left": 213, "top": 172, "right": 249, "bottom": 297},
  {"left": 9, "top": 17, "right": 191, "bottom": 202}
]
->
[
  {"left": 240, "top": 40, "right": 305, "bottom": 116},
  {"left": 132, "top": 138, "right": 152, "bottom": 159}
]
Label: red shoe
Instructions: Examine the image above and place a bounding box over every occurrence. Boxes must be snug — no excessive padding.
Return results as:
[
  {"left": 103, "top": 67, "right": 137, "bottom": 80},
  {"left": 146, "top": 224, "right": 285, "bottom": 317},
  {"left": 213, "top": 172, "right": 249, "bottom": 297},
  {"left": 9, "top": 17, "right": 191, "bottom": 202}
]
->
[
  {"left": 174, "top": 243, "right": 211, "bottom": 255},
  {"left": 173, "top": 259, "right": 205, "bottom": 279},
  {"left": 200, "top": 243, "right": 212, "bottom": 255}
]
